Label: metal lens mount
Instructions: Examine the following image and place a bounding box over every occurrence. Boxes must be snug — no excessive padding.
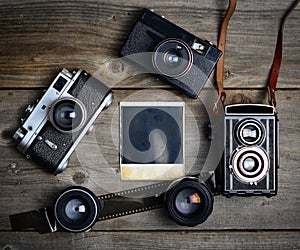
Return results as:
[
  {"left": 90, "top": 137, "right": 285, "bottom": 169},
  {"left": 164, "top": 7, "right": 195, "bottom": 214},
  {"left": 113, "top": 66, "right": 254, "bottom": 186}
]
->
[
  {"left": 153, "top": 38, "right": 193, "bottom": 78},
  {"left": 50, "top": 97, "right": 87, "bottom": 133},
  {"left": 230, "top": 146, "right": 269, "bottom": 185},
  {"left": 165, "top": 179, "right": 213, "bottom": 227},
  {"left": 235, "top": 119, "right": 265, "bottom": 146},
  {"left": 54, "top": 187, "right": 100, "bottom": 232}
]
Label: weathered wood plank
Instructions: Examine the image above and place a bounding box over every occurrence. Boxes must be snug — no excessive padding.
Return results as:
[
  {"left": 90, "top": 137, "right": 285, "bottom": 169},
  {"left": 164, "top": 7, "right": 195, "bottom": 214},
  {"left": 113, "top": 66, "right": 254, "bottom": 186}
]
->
[
  {"left": 0, "top": 231, "right": 299, "bottom": 250},
  {"left": 0, "top": 0, "right": 298, "bottom": 89},
  {"left": 0, "top": 89, "right": 299, "bottom": 231}
]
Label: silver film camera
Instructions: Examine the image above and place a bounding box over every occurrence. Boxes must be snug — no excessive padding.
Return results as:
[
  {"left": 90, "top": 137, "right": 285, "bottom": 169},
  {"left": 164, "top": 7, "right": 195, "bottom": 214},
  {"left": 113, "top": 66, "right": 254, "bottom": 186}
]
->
[
  {"left": 222, "top": 104, "right": 279, "bottom": 197},
  {"left": 13, "top": 69, "right": 113, "bottom": 174}
]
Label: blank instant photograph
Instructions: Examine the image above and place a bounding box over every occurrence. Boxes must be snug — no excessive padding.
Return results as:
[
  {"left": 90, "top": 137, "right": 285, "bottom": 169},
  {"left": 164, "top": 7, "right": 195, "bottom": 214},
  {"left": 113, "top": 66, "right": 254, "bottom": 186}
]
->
[{"left": 120, "top": 102, "right": 185, "bottom": 180}]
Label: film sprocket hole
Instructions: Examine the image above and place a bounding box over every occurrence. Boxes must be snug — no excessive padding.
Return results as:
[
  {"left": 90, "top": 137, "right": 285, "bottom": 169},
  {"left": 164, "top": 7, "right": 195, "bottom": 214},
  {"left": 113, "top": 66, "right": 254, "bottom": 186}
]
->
[
  {"left": 13, "top": 68, "right": 113, "bottom": 174},
  {"left": 119, "top": 8, "right": 222, "bottom": 99}
]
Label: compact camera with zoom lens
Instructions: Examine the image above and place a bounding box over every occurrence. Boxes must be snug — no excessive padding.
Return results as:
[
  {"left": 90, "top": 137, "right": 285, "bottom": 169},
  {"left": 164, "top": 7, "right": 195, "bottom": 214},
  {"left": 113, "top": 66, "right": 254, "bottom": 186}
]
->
[
  {"left": 219, "top": 104, "right": 279, "bottom": 197},
  {"left": 119, "top": 8, "right": 222, "bottom": 99},
  {"left": 13, "top": 69, "right": 113, "bottom": 174}
]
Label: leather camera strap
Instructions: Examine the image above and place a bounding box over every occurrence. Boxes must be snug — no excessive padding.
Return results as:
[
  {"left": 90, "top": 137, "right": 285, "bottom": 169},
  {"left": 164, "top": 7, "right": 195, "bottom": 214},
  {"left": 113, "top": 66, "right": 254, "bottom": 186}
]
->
[
  {"left": 10, "top": 208, "right": 57, "bottom": 234},
  {"left": 216, "top": 0, "right": 299, "bottom": 108},
  {"left": 268, "top": 0, "right": 299, "bottom": 107},
  {"left": 215, "top": 0, "right": 237, "bottom": 109}
]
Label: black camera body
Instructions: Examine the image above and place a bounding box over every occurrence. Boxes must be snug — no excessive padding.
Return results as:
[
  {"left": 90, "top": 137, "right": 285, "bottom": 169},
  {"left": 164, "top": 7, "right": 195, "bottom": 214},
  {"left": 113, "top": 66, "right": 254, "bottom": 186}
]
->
[
  {"left": 220, "top": 104, "right": 279, "bottom": 197},
  {"left": 13, "top": 69, "right": 113, "bottom": 174},
  {"left": 119, "top": 8, "right": 222, "bottom": 99}
]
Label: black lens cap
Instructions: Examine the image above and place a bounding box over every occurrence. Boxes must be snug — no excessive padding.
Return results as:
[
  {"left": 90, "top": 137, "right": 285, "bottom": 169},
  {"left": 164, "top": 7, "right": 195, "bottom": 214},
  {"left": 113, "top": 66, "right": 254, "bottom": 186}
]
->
[
  {"left": 54, "top": 186, "right": 100, "bottom": 232},
  {"left": 165, "top": 179, "right": 214, "bottom": 226}
]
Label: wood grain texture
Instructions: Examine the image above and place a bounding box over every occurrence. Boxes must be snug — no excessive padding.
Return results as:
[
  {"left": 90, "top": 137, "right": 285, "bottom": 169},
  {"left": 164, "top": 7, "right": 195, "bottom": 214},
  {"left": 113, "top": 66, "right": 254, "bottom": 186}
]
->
[
  {"left": 0, "top": 231, "right": 300, "bottom": 250},
  {"left": 0, "top": 1, "right": 299, "bottom": 248},
  {"left": 0, "top": 0, "right": 299, "bottom": 89},
  {"left": 0, "top": 89, "right": 299, "bottom": 231}
]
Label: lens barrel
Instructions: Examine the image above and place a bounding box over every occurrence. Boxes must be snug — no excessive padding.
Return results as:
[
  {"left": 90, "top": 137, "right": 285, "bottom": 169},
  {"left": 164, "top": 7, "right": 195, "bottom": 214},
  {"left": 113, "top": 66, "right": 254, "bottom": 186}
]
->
[
  {"left": 50, "top": 97, "right": 86, "bottom": 133},
  {"left": 230, "top": 146, "right": 269, "bottom": 185},
  {"left": 54, "top": 186, "right": 100, "bottom": 232},
  {"left": 153, "top": 38, "right": 193, "bottom": 78},
  {"left": 235, "top": 119, "right": 265, "bottom": 146},
  {"left": 165, "top": 179, "right": 214, "bottom": 227}
]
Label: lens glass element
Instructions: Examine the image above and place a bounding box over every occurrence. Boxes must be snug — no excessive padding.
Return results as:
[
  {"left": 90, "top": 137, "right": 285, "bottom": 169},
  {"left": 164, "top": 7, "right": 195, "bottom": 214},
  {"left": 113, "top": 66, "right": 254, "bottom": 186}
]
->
[
  {"left": 54, "top": 187, "right": 99, "bottom": 232},
  {"left": 243, "top": 157, "right": 257, "bottom": 172},
  {"left": 51, "top": 98, "right": 86, "bottom": 132},
  {"left": 153, "top": 38, "right": 193, "bottom": 78},
  {"left": 231, "top": 146, "right": 269, "bottom": 184},
  {"left": 235, "top": 119, "right": 265, "bottom": 146},
  {"left": 164, "top": 49, "right": 181, "bottom": 67},
  {"left": 65, "top": 198, "right": 89, "bottom": 222},
  {"left": 175, "top": 188, "right": 202, "bottom": 216},
  {"left": 166, "top": 180, "right": 214, "bottom": 227}
]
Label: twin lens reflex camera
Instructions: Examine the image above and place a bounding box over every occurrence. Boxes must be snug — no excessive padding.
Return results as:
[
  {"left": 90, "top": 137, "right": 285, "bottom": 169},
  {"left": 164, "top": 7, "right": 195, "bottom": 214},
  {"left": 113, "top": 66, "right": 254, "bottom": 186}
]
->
[
  {"left": 13, "top": 69, "right": 113, "bottom": 174},
  {"left": 219, "top": 104, "right": 279, "bottom": 197}
]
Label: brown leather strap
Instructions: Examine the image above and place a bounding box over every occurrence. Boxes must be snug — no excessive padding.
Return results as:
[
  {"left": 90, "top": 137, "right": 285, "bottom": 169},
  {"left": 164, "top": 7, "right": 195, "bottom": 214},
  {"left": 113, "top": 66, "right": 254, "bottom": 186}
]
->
[
  {"left": 215, "top": 0, "right": 237, "bottom": 109},
  {"left": 268, "top": 0, "right": 299, "bottom": 107}
]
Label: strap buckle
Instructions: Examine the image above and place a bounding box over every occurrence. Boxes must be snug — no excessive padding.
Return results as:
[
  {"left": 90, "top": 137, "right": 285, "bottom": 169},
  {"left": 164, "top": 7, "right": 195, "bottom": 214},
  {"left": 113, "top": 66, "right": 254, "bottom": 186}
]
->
[
  {"left": 213, "top": 91, "right": 226, "bottom": 115},
  {"left": 267, "top": 86, "right": 277, "bottom": 108}
]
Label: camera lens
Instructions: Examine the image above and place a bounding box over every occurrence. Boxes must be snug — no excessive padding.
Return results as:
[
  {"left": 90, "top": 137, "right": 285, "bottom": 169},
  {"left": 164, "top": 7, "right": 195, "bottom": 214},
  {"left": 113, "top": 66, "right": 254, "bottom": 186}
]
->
[
  {"left": 54, "top": 187, "right": 100, "bottom": 232},
  {"left": 231, "top": 146, "right": 269, "bottom": 184},
  {"left": 50, "top": 98, "right": 86, "bottom": 132},
  {"left": 235, "top": 119, "right": 265, "bottom": 145},
  {"left": 153, "top": 38, "right": 193, "bottom": 78},
  {"left": 164, "top": 50, "right": 181, "bottom": 66},
  {"left": 165, "top": 179, "right": 213, "bottom": 226},
  {"left": 243, "top": 157, "right": 256, "bottom": 171},
  {"left": 175, "top": 188, "right": 202, "bottom": 216}
]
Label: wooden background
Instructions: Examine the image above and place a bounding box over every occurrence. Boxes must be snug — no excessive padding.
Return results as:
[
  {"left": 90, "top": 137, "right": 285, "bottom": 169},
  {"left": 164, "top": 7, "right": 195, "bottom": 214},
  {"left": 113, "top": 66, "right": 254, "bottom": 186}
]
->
[{"left": 0, "top": 0, "right": 299, "bottom": 249}]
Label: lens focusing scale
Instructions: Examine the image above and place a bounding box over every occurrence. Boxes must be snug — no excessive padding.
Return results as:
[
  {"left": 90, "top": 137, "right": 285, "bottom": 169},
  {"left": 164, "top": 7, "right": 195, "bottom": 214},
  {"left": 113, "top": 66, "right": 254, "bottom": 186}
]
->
[
  {"left": 54, "top": 187, "right": 100, "bottom": 232},
  {"left": 165, "top": 179, "right": 214, "bottom": 227}
]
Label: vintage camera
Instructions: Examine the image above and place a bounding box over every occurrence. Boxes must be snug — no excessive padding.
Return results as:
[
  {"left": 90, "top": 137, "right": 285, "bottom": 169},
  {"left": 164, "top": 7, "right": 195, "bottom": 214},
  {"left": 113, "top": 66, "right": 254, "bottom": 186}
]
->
[
  {"left": 119, "top": 8, "right": 222, "bottom": 99},
  {"left": 13, "top": 69, "right": 113, "bottom": 174},
  {"left": 220, "top": 104, "right": 279, "bottom": 197}
]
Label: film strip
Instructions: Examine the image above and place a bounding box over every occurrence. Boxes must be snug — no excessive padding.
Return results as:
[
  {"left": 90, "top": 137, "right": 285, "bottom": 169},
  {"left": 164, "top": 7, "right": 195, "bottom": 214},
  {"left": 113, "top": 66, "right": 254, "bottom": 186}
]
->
[{"left": 98, "top": 181, "right": 171, "bottom": 221}]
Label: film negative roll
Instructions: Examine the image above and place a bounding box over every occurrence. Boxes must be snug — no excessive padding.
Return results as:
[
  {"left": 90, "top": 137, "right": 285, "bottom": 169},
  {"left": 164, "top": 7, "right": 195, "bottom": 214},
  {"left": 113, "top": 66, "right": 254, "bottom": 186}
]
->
[{"left": 9, "top": 177, "right": 215, "bottom": 233}]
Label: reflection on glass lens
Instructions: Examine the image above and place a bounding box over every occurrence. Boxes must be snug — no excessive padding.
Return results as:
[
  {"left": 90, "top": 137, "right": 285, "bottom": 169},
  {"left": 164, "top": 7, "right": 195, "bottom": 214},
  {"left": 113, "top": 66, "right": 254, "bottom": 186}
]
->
[
  {"left": 56, "top": 104, "right": 76, "bottom": 127},
  {"left": 65, "top": 198, "right": 89, "bottom": 221},
  {"left": 236, "top": 120, "right": 265, "bottom": 146},
  {"left": 175, "top": 188, "right": 202, "bottom": 216},
  {"left": 52, "top": 99, "right": 85, "bottom": 131},
  {"left": 242, "top": 127, "right": 257, "bottom": 139},
  {"left": 243, "top": 157, "right": 256, "bottom": 171},
  {"left": 153, "top": 38, "right": 193, "bottom": 78},
  {"left": 165, "top": 50, "right": 181, "bottom": 66}
]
